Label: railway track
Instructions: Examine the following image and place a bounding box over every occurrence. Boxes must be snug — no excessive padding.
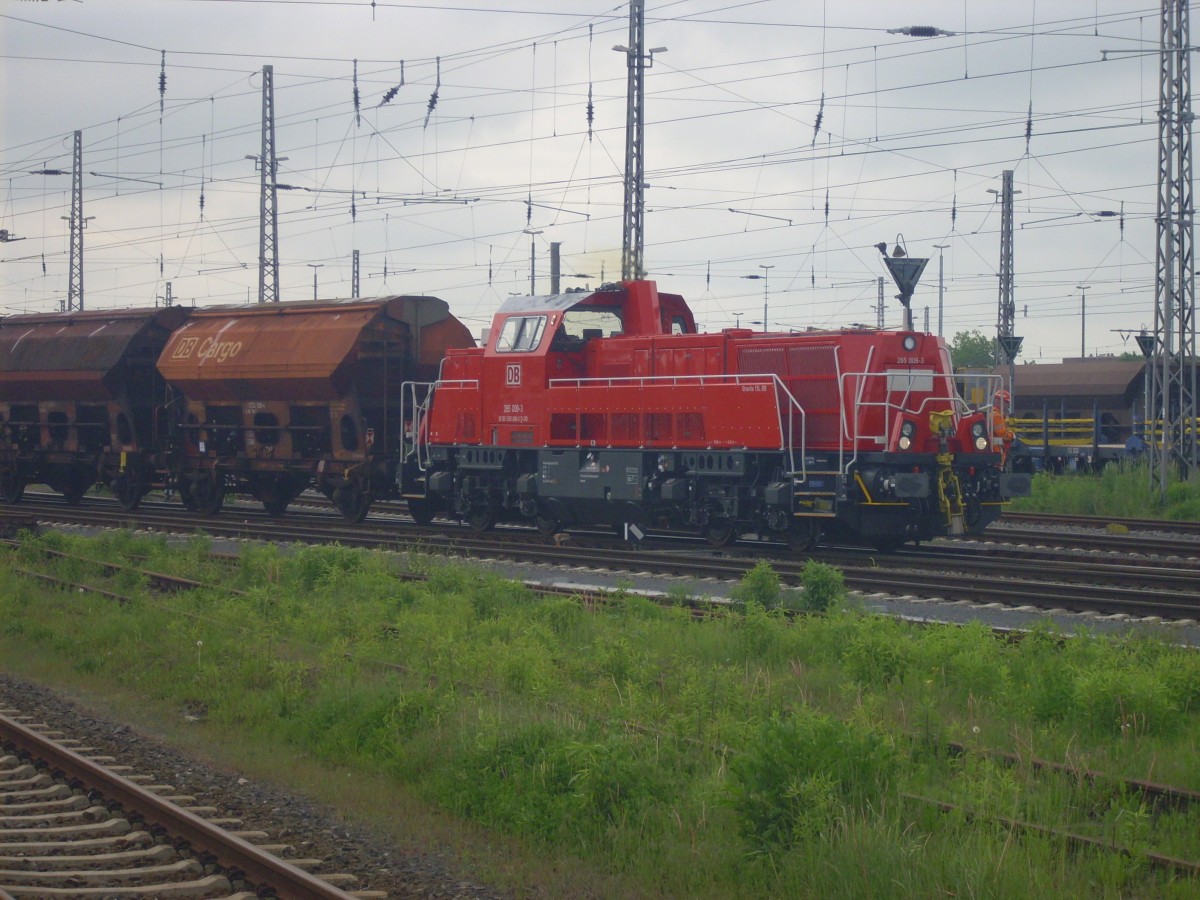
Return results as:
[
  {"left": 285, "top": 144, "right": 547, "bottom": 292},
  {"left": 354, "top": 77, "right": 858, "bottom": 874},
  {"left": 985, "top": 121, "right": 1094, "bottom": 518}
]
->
[
  {"left": 1002, "top": 510, "right": 1200, "bottom": 537},
  {"left": 0, "top": 709, "right": 374, "bottom": 899},
  {"left": 3, "top": 493, "right": 1198, "bottom": 624}
]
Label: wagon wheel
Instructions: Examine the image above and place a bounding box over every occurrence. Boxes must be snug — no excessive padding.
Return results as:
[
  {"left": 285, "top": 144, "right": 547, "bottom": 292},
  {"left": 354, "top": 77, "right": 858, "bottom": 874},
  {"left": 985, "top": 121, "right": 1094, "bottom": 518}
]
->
[
  {"left": 335, "top": 485, "right": 372, "bottom": 523},
  {"left": 703, "top": 518, "right": 737, "bottom": 548},
  {"left": 258, "top": 477, "right": 291, "bottom": 518},
  {"left": 0, "top": 468, "right": 25, "bottom": 505},
  {"left": 61, "top": 471, "right": 90, "bottom": 506},
  {"left": 407, "top": 496, "right": 436, "bottom": 526},
  {"left": 113, "top": 473, "right": 145, "bottom": 512},
  {"left": 262, "top": 495, "right": 289, "bottom": 517},
  {"left": 785, "top": 519, "right": 822, "bottom": 554},
  {"left": 177, "top": 477, "right": 199, "bottom": 512},
  {"left": 466, "top": 495, "right": 496, "bottom": 533},
  {"left": 192, "top": 474, "right": 225, "bottom": 517}
]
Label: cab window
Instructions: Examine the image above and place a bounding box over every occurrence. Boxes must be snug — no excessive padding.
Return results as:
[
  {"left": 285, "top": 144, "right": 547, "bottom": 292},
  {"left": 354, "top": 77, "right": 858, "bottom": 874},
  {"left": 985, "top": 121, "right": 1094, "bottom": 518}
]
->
[{"left": 496, "top": 315, "right": 547, "bottom": 352}]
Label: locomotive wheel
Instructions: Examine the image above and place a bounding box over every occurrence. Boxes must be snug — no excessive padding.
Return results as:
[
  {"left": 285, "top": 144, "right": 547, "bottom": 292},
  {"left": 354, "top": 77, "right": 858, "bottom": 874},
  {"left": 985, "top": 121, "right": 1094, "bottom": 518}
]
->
[
  {"left": 466, "top": 498, "right": 496, "bottom": 533},
  {"left": 871, "top": 536, "right": 905, "bottom": 554},
  {"left": 407, "top": 496, "right": 436, "bottom": 526},
  {"left": 785, "top": 520, "right": 821, "bottom": 553},
  {"left": 1, "top": 468, "right": 26, "bottom": 504},
  {"left": 703, "top": 518, "right": 737, "bottom": 548},
  {"left": 192, "top": 475, "right": 225, "bottom": 517},
  {"left": 335, "top": 486, "right": 372, "bottom": 523},
  {"left": 113, "top": 474, "right": 144, "bottom": 512},
  {"left": 534, "top": 509, "right": 559, "bottom": 536}
]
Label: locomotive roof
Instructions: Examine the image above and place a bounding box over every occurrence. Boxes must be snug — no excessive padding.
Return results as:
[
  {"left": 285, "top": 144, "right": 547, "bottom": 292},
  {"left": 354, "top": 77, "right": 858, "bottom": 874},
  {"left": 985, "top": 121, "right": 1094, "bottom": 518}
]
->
[{"left": 496, "top": 290, "right": 609, "bottom": 314}]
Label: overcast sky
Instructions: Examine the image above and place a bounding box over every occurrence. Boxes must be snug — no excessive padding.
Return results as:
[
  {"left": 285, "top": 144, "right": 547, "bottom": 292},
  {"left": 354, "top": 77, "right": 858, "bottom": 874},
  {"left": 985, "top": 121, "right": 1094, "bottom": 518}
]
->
[{"left": 0, "top": 1, "right": 1176, "bottom": 361}]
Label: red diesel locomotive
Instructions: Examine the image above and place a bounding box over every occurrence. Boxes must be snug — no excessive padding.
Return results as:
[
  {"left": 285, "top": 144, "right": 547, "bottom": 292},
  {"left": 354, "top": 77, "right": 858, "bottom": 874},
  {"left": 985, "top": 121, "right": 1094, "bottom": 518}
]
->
[{"left": 406, "top": 280, "right": 1030, "bottom": 550}]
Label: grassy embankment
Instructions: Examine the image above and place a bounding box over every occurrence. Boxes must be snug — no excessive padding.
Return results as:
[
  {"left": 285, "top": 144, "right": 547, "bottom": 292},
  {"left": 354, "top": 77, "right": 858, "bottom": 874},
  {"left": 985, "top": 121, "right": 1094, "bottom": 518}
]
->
[
  {"left": 1, "top": 529, "right": 1199, "bottom": 898},
  {"left": 1009, "top": 461, "right": 1200, "bottom": 520}
]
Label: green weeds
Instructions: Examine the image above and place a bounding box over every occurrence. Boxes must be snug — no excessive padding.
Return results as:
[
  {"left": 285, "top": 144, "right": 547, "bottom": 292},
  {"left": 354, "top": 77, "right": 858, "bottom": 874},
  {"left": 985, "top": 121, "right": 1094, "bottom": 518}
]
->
[
  {"left": 1012, "top": 460, "right": 1200, "bottom": 520},
  {"left": 1, "top": 531, "right": 1198, "bottom": 897}
]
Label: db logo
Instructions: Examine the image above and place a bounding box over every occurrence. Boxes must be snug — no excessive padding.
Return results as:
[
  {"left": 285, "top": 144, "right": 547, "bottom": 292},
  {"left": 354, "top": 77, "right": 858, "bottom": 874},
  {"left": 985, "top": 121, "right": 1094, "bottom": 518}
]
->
[
  {"left": 171, "top": 337, "right": 199, "bottom": 359},
  {"left": 505, "top": 363, "right": 522, "bottom": 386}
]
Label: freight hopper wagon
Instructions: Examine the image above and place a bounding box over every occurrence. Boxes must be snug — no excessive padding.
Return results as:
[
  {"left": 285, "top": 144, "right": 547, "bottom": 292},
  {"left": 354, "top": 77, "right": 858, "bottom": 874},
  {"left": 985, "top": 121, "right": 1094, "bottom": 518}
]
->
[
  {"left": 156, "top": 296, "right": 473, "bottom": 521},
  {"left": 410, "top": 281, "right": 1031, "bottom": 551},
  {"left": 0, "top": 306, "right": 190, "bottom": 509}
]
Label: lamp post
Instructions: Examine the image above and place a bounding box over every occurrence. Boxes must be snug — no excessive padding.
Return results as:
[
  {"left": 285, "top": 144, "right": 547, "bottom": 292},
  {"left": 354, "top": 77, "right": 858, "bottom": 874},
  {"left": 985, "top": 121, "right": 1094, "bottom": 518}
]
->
[
  {"left": 523, "top": 228, "right": 542, "bottom": 294},
  {"left": 759, "top": 264, "right": 774, "bottom": 332},
  {"left": 933, "top": 243, "right": 949, "bottom": 337},
  {"left": 307, "top": 263, "right": 323, "bottom": 301},
  {"left": 1076, "top": 284, "right": 1088, "bottom": 358},
  {"left": 741, "top": 265, "right": 774, "bottom": 332}
]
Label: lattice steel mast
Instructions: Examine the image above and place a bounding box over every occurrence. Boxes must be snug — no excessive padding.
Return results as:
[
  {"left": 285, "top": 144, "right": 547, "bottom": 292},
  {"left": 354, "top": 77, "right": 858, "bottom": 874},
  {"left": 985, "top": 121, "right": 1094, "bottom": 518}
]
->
[
  {"left": 994, "top": 170, "right": 1023, "bottom": 398},
  {"left": 66, "top": 130, "right": 84, "bottom": 311},
  {"left": 257, "top": 65, "right": 280, "bottom": 303},
  {"left": 1151, "top": 0, "right": 1197, "bottom": 492},
  {"left": 619, "top": 1, "right": 646, "bottom": 281}
]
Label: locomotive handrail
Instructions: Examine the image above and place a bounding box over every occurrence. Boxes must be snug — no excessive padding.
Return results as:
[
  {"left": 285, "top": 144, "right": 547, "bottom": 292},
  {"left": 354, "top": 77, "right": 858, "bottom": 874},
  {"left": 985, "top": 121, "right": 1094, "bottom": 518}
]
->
[
  {"left": 546, "top": 372, "right": 807, "bottom": 477},
  {"left": 837, "top": 366, "right": 988, "bottom": 476},
  {"left": 404, "top": 377, "right": 481, "bottom": 474}
]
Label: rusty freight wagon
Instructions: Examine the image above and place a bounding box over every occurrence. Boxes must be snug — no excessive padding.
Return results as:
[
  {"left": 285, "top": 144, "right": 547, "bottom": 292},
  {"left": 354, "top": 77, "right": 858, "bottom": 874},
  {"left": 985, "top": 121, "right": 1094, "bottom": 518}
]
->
[
  {"left": 0, "top": 305, "right": 190, "bottom": 509},
  {"left": 155, "top": 295, "right": 473, "bottom": 521}
]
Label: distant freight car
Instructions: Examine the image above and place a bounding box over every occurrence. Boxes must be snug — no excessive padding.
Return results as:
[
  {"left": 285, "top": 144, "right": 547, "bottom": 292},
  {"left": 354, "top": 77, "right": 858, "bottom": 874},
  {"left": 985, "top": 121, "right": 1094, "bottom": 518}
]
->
[
  {"left": 156, "top": 296, "right": 474, "bottom": 520},
  {"left": 0, "top": 306, "right": 189, "bottom": 509},
  {"left": 409, "top": 281, "right": 1031, "bottom": 551}
]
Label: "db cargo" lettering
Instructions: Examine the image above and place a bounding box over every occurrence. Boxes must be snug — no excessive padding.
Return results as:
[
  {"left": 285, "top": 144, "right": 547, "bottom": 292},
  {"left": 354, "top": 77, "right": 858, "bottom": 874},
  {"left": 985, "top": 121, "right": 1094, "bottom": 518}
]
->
[
  {"left": 170, "top": 335, "right": 242, "bottom": 362},
  {"left": 198, "top": 337, "right": 243, "bottom": 362}
]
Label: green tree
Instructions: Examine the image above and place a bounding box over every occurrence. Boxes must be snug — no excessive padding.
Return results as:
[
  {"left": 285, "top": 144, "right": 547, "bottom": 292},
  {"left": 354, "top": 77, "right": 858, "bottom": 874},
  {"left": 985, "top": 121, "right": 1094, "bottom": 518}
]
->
[{"left": 948, "top": 329, "right": 998, "bottom": 368}]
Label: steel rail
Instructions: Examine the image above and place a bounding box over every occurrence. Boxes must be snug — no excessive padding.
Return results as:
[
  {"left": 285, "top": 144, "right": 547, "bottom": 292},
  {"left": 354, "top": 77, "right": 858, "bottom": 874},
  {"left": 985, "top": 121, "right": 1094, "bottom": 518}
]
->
[
  {"left": 0, "top": 712, "right": 352, "bottom": 900},
  {"left": 3, "top": 497, "right": 1198, "bottom": 620}
]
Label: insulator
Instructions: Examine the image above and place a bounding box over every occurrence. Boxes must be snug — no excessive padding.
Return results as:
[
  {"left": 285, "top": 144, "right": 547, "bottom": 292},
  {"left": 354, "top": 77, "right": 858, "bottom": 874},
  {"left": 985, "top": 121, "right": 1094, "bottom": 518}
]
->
[
  {"left": 812, "top": 93, "right": 824, "bottom": 146},
  {"left": 824, "top": 189, "right": 830, "bottom": 223},
  {"left": 353, "top": 59, "right": 361, "bottom": 127},
  {"left": 380, "top": 85, "right": 400, "bottom": 106},
  {"left": 424, "top": 90, "right": 439, "bottom": 129}
]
